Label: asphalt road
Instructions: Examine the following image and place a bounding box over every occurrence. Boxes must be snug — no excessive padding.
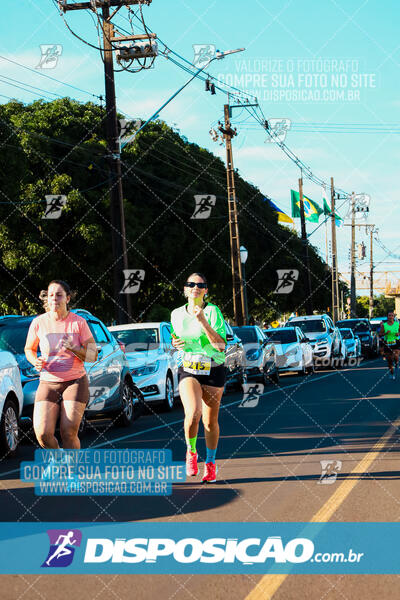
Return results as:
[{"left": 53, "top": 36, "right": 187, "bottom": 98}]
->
[{"left": 2, "top": 357, "right": 400, "bottom": 599}]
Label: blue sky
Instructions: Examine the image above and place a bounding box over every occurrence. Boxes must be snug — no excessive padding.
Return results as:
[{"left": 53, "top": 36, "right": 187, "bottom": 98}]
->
[{"left": 2, "top": 0, "right": 400, "bottom": 298}]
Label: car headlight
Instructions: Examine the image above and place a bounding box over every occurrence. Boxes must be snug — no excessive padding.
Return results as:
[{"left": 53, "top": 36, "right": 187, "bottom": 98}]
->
[
  {"left": 131, "top": 362, "right": 160, "bottom": 377},
  {"left": 246, "top": 348, "right": 261, "bottom": 361},
  {"left": 286, "top": 347, "right": 297, "bottom": 357}
]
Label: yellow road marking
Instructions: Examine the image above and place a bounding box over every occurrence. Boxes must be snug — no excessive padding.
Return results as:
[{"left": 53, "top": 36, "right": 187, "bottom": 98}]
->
[{"left": 245, "top": 417, "right": 400, "bottom": 600}]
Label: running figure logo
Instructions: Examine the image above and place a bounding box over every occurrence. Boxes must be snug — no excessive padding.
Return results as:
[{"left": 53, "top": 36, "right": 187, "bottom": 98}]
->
[
  {"left": 265, "top": 118, "right": 291, "bottom": 143},
  {"left": 274, "top": 269, "right": 299, "bottom": 294},
  {"left": 239, "top": 383, "right": 264, "bottom": 408},
  {"left": 36, "top": 45, "right": 63, "bottom": 69},
  {"left": 318, "top": 460, "right": 342, "bottom": 484},
  {"left": 192, "top": 44, "right": 216, "bottom": 67},
  {"left": 41, "top": 529, "right": 82, "bottom": 568},
  {"left": 42, "top": 195, "right": 67, "bottom": 220},
  {"left": 118, "top": 118, "right": 142, "bottom": 146},
  {"left": 120, "top": 269, "right": 145, "bottom": 294},
  {"left": 191, "top": 195, "right": 216, "bottom": 219}
]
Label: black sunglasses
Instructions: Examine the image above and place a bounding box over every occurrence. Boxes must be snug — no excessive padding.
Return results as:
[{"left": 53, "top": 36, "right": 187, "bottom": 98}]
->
[{"left": 184, "top": 282, "right": 207, "bottom": 289}]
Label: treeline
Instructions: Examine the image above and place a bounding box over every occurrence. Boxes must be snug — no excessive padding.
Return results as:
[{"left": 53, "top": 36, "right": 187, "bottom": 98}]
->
[{"left": 0, "top": 98, "right": 333, "bottom": 323}]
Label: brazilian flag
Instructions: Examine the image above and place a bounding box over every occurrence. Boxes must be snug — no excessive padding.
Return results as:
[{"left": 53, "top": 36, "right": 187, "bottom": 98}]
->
[
  {"left": 291, "top": 189, "right": 323, "bottom": 223},
  {"left": 323, "top": 196, "right": 343, "bottom": 227}
]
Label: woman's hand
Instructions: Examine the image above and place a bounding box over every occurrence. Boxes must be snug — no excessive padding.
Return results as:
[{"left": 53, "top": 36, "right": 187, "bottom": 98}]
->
[
  {"left": 193, "top": 305, "right": 207, "bottom": 324},
  {"left": 61, "top": 336, "right": 78, "bottom": 354},
  {"left": 171, "top": 336, "right": 185, "bottom": 350},
  {"left": 34, "top": 356, "right": 46, "bottom": 372}
]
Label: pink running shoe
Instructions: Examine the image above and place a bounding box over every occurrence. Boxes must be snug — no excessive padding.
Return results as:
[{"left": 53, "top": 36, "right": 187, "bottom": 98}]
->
[
  {"left": 202, "top": 462, "right": 217, "bottom": 483},
  {"left": 186, "top": 450, "right": 198, "bottom": 476}
]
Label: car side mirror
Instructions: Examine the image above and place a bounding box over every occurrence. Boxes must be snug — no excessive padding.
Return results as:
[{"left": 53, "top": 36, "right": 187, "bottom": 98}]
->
[{"left": 226, "top": 333, "right": 234, "bottom": 342}]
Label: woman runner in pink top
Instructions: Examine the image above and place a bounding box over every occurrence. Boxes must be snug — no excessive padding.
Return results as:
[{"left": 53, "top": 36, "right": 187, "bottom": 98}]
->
[{"left": 25, "top": 280, "right": 97, "bottom": 449}]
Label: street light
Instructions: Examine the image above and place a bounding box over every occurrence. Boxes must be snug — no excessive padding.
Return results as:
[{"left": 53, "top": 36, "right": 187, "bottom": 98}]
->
[
  {"left": 240, "top": 245, "right": 249, "bottom": 325},
  {"left": 121, "top": 47, "right": 245, "bottom": 149}
]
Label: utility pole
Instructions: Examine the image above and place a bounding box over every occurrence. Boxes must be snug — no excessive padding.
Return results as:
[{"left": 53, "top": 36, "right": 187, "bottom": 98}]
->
[
  {"left": 219, "top": 105, "right": 246, "bottom": 326},
  {"left": 350, "top": 192, "right": 356, "bottom": 317},
  {"left": 298, "top": 177, "right": 313, "bottom": 314},
  {"left": 330, "top": 177, "right": 339, "bottom": 322},
  {"left": 369, "top": 227, "right": 374, "bottom": 319},
  {"left": 59, "top": 0, "right": 144, "bottom": 324}
]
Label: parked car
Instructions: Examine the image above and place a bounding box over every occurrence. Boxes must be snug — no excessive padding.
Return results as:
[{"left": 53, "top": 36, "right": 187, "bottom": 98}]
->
[
  {"left": 339, "top": 327, "right": 362, "bottom": 359},
  {"left": 263, "top": 327, "right": 314, "bottom": 375},
  {"left": 232, "top": 326, "right": 279, "bottom": 384},
  {"left": 286, "top": 314, "right": 341, "bottom": 366},
  {"left": 0, "top": 310, "right": 142, "bottom": 429},
  {"left": 224, "top": 321, "right": 247, "bottom": 390},
  {"left": 0, "top": 350, "right": 23, "bottom": 456},
  {"left": 108, "top": 322, "right": 180, "bottom": 411},
  {"left": 336, "top": 318, "right": 378, "bottom": 357}
]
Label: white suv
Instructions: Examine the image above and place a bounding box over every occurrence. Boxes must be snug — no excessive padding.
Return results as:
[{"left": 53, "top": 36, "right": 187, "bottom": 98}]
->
[
  {"left": 286, "top": 314, "right": 341, "bottom": 366},
  {"left": 0, "top": 350, "right": 23, "bottom": 457}
]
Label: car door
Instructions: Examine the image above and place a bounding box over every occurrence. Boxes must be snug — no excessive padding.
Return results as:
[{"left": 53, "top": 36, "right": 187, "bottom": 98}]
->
[
  {"left": 297, "top": 328, "right": 309, "bottom": 367},
  {"left": 161, "top": 324, "right": 178, "bottom": 392},
  {"left": 86, "top": 319, "right": 120, "bottom": 411},
  {"left": 224, "top": 322, "right": 238, "bottom": 377}
]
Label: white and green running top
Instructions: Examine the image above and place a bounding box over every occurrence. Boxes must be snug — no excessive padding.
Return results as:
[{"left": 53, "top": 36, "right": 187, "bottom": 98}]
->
[
  {"left": 383, "top": 321, "right": 400, "bottom": 344},
  {"left": 170, "top": 303, "right": 227, "bottom": 365}
]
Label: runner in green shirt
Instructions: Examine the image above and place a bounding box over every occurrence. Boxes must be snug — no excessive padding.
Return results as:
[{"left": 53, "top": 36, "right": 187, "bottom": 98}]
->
[
  {"left": 379, "top": 311, "right": 399, "bottom": 379},
  {"left": 171, "top": 272, "right": 226, "bottom": 483}
]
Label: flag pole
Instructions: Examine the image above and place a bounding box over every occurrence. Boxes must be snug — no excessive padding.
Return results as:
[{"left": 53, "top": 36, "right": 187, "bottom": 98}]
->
[{"left": 299, "top": 177, "right": 313, "bottom": 314}]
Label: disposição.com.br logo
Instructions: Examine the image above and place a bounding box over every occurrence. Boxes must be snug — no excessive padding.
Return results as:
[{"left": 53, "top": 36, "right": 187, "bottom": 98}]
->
[{"left": 41, "top": 529, "right": 82, "bottom": 568}]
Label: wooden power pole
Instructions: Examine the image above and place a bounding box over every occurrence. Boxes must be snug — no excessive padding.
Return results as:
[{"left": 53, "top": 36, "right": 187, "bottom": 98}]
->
[
  {"left": 298, "top": 177, "right": 313, "bottom": 315},
  {"left": 59, "top": 0, "right": 144, "bottom": 324},
  {"left": 330, "top": 177, "right": 339, "bottom": 322},
  {"left": 219, "top": 105, "right": 246, "bottom": 326},
  {"left": 350, "top": 192, "right": 356, "bottom": 317}
]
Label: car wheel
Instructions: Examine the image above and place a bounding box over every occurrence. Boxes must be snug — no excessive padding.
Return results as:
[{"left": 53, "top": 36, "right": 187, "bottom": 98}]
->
[
  {"left": 163, "top": 374, "right": 175, "bottom": 412},
  {"left": 0, "top": 399, "right": 19, "bottom": 457},
  {"left": 115, "top": 379, "right": 136, "bottom": 427},
  {"left": 267, "top": 368, "right": 279, "bottom": 385},
  {"left": 297, "top": 362, "right": 307, "bottom": 376}
]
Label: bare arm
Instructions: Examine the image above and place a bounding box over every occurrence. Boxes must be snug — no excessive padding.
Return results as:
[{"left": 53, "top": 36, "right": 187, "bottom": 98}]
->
[
  {"left": 25, "top": 337, "right": 46, "bottom": 372},
  {"left": 61, "top": 336, "right": 98, "bottom": 363}
]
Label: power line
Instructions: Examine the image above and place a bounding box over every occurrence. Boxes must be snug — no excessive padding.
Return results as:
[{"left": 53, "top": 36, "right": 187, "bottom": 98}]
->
[{"left": 0, "top": 54, "right": 101, "bottom": 100}]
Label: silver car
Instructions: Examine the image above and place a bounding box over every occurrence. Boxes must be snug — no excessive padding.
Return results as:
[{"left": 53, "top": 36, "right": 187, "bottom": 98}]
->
[
  {"left": 233, "top": 326, "right": 279, "bottom": 385},
  {"left": 109, "top": 322, "right": 179, "bottom": 411}
]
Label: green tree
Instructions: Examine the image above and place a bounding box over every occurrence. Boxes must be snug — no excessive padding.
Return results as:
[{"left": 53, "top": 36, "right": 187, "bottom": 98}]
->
[{"left": 0, "top": 98, "right": 333, "bottom": 323}]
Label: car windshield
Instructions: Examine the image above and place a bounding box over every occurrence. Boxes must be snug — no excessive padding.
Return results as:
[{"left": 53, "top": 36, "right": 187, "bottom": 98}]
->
[
  {"left": 112, "top": 328, "right": 159, "bottom": 351},
  {"left": 0, "top": 321, "right": 31, "bottom": 355},
  {"left": 233, "top": 327, "right": 258, "bottom": 343},
  {"left": 266, "top": 329, "right": 297, "bottom": 344},
  {"left": 337, "top": 320, "right": 369, "bottom": 333},
  {"left": 341, "top": 329, "right": 353, "bottom": 339},
  {"left": 290, "top": 319, "right": 326, "bottom": 333}
]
